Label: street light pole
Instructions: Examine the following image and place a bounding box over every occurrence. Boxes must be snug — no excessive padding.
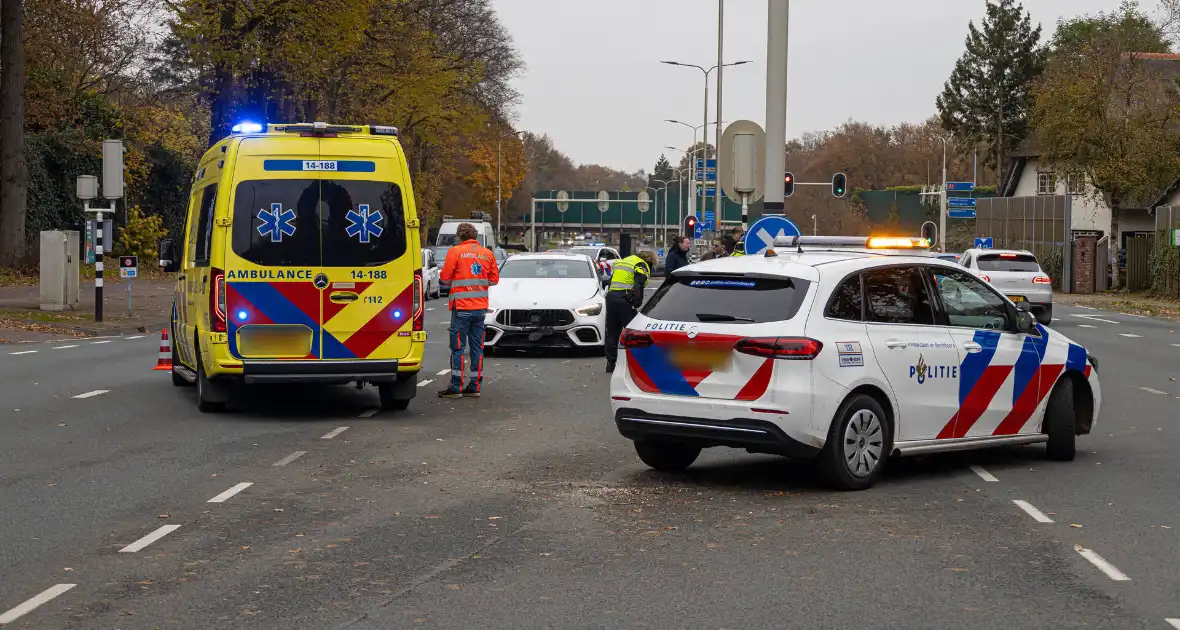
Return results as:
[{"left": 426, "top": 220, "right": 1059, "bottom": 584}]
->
[
  {"left": 653, "top": 178, "right": 677, "bottom": 246},
  {"left": 939, "top": 136, "right": 949, "bottom": 253},
  {"left": 715, "top": 0, "right": 725, "bottom": 231}
]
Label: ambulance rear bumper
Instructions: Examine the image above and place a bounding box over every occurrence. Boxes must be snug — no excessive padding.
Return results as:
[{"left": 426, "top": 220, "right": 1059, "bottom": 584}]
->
[{"left": 240, "top": 360, "right": 400, "bottom": 384}]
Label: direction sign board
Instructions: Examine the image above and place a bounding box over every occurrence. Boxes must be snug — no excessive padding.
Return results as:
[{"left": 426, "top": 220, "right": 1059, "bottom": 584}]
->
[
  {"left": 948, "top": 209, "right": 977, "bottom": 219},
  {"left": 695, "top": 158, "right": 717, "bottom": 182},
  {"left": 744, "top": 215, "right": 801, "bottom": 256},
  {"left": 702, "top": 210, "right": 715, "bottom": 230},
  {"left": 947, "top": 197, "right": 977, "bottom": 208},
  {"left": 694, "top": 222, "right": 705, "bottom": 239},
  {"left": 696, "top": 186, "right": 716, "bottom": 197},
  {"left": 119, "top": 255, "right": 138, "bottom": 279},
  {"left": 946, "top": 182, "right": 975, "bottom": 192},
  {"left": 974, "top": 237, "right": 993, "bottom": 249}
]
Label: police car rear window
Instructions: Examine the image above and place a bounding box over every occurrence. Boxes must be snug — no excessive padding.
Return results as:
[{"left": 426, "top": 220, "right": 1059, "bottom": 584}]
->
[
  {"left": 976, "top": 253, "right": 1040, "bottom": 272},
  {"left": 642, "top": 276, "right": 811, "bottom": 324},
  {"left": 232, "top": 179, "right": 406, "bottom": 267}
]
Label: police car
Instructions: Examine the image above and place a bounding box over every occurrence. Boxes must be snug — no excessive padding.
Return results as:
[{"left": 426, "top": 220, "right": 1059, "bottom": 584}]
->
[
  {"left": 566, "top": 243, "right": 620, "bottom": 283},
  {"left": 609, "top": 236, "right": 1100, "bottom": 490}
]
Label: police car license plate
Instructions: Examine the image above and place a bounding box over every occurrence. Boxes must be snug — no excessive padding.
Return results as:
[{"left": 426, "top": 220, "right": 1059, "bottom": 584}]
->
[
  {"left": 1007, "top": 295, "right": 1025, "bottom": 302},
  {"left": 669, "top": 347, "right": 731, "bottom": 370}
]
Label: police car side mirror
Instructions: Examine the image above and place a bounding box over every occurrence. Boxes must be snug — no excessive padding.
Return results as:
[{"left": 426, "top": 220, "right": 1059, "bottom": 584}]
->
[
  {"left": 158, "top": 238, "right": 180, "bottom": 273},
  {"left": 1015, "top": 310, "right": 1035, "bottom": 334}
]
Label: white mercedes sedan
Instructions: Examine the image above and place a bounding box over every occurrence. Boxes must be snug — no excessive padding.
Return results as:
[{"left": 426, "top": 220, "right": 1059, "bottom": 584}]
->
[{"left": 484, "top": 253, "right": 606, "bottom": 353}]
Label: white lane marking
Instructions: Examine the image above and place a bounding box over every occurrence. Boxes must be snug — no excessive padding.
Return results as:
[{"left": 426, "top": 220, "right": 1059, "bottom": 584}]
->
[
  {"left": 1118, "top": 333, "right": 1143, "bottom": 338},
  {"left": 1172, "top": 344, "right": 1180, "bottom": 348},
  {"left": 1075, "top": 305, "right": 1097, "bottom": 310},
  {"left": 320, "top": 426, "right": 349, "bottom": 440},
  {"left": 358, "top": 409, "right": 379, "bottom": 418},
  {"left": 272, "top": 451, "right": 307, "bottom": 467},
  {"left": 1120, "top": 312, "right": 1147, "bottom": 318},
  {"left": 1070, "top": 314, "right": 1120, "bottom": 324},
  {"left": 125, "top": 335, "right": 145, "bottom": 340},
  {"left": 9, "top": 350, "right": 37, "bottom": 355},
  {"left": 0, "top": 584, "right": 77, "bottom": 625},
  {"left": 119, "top": 524, "right": 181, "bottom": 553},
  {"left": 1077, "top": 324, "right": 1097, "bottom": 328},
  {"left": 437, "top": 369, "right": 450, "bottom": 376},
  {"left": 207, "top": 482, "right": 253, "bottom": 503},
  {"left": 1074, "top": 544, "right": 1131, "bottom": 581},
  {"left": 417, "top": 379, "right": 434, "bottom": 387},
  {"left": 427, "top": 307, "right": 435, "bottom": 311},
  {"left": 1139, "top": 387, "right": 1168, "bottom": 395},
  {"left": 1165, "top": 619, "right": 1180, "bottom": 629},
  {"left": 90, "top": 340, "right": 113, "bottom": 345},
  {"left": 970, "top": 465, "right": 998, "bottom": 482},
  {"left": 72, "top": 390, "right": 110, "bottom": 399},
  {"left": 1012, "top": 500, "right": 1054, "bottom": 523},
  {"left": 51, "top": 345, "right": 78, "bottom": 350}
]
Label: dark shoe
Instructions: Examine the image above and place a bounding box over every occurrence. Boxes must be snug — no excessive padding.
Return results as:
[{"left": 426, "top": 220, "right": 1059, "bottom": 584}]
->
[
  {"left": 461, "top": 388, "right": 480, "bottom": 398},
  {"left": 437, "top": 389, "right": 462, "bottom": 399},
  {"left": 605, "top": 361, "right": 616, "bottom": 373}
]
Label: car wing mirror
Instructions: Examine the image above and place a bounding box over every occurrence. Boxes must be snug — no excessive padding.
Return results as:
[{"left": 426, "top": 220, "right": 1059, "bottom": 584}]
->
[{"left": 158, "top": 238, "right": 180, "bottom": 273}]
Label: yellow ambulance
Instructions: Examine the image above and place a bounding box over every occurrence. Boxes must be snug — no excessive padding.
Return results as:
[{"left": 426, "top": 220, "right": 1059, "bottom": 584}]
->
[{"left": 158, "top": 122, "right": 426, "bottom": 413}]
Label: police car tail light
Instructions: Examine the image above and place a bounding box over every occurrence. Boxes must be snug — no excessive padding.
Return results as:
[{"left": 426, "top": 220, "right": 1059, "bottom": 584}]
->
[
  {"left": 1032, "top": 275, "right": 1052, "bottom": 284},
  {"left": 619, "top": 330, "right": 653, "bottom": 349},
  {"left": 412, "top": 270, "right": 424, "bottom": 331},
  {"left": 211, "top": 268, "right": 227, "bottom": 333},
  {"left": 734, "top": 337, "right": 822, "bottom": 360}
]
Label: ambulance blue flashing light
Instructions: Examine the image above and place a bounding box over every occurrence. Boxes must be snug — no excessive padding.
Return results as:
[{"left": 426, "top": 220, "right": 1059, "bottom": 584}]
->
[
  {"left": 393, "top": 309, "right": 403, "bottom": 320},
  {"left": 231, "top": 122, "right": 264, "bottom": 134}
]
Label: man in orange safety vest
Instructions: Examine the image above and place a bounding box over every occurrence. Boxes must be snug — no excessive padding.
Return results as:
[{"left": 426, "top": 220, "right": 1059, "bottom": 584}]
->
[{"left": 438, "top": 223, "right": 500, "bottom": 399}]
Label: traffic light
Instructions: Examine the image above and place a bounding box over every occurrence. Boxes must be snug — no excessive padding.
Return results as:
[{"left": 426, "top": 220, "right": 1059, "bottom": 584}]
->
[
  {"left": 783, "top": 172, "right": 795, "bottom": 198},
  {"left": 832, "top": 172, "right": 847, "bottom": 198},
  {"left": 683, "top": 215, "right": 698, "bottom": 236}
]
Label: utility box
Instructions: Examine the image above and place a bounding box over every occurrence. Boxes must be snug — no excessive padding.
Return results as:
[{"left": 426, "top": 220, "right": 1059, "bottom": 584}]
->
[{"left": 40, "top": 230, "right": 80, "bottom": 311}]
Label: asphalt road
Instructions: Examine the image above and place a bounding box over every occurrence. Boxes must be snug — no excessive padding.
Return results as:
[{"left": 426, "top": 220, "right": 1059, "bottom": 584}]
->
[{"left": 1, "top": 301, "right": 1179, "bottom": 629}]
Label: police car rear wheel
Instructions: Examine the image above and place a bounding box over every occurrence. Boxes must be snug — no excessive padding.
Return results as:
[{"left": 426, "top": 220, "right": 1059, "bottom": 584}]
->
[
  {"left": 818, "top": 395, "right": 890, "bottom": 490},
  {"left": 633, "top": 439, "right": 700, "bottom": 472},
  {"left": 1044, "top": 377, "right": 1076, "bottom": 461}
]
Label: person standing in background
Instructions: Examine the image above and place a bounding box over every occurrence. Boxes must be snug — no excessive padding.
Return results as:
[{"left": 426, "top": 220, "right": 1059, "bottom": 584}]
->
[
  {"left": 663, "top": 235, "right": 691, "bottom": 280},
  {"left": 700, "top": 239, "right": 726, "bottom": 261}
]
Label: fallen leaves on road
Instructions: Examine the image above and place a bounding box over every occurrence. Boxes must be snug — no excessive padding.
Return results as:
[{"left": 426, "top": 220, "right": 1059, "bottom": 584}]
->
[
  {"left": 287, "top": 548, "right": 302, "bottom": 554},
  {"left": 157, "top": 514, "right": 170, "bottom": 519},
  {"left": 444, "top": 584, "right": 460, "bottom": 590}
]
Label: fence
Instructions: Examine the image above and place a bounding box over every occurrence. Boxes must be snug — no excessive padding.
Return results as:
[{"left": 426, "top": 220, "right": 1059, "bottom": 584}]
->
[
  {"left": 1126, "top": 235, "right": 1153, "bottom": 291},
  {"left": 973, "top": 196, "right": 1071, "bottom": 290}
]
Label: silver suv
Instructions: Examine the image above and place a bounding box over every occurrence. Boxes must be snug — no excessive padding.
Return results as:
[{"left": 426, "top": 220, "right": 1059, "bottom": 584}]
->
[{"left": 960, "top": 248, "right": 1053, "bottom": 325}]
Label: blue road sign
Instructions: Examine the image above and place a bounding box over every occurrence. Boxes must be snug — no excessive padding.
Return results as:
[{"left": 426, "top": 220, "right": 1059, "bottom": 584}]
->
[
  {"left": 702, "top": 210, "right": 715, "bottom": 230},
  {"left": 696, "top": 186, "right": 716, "bottom": 197},
  {"left": 946, "top": 181, "right": 975, "bottom": 192},
  {"left": 744, "top": 215, "right": 802, "bottom": 256},
  {"left": 974, "top": 237, "right": 994, "bottom": 249},
  {"left": 695, "top": 159, "right": 717, "bottom": 182},
  {"left": 948, "top": 209, "right": 977, "bottom": 219},
  {"left": 658, "top": 248, "right": 665, "bottom": 258},
  {"left": 947, "top": 197, "right": 977, "bottom": 208},
  {"left": 693, "top": 222, "right": 705, "bottom": 239}
]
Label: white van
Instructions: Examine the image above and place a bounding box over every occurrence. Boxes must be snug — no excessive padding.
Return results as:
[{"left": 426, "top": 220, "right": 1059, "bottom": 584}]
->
[{"left": 436, "top": 211, "right": 495, "bottom": 248}]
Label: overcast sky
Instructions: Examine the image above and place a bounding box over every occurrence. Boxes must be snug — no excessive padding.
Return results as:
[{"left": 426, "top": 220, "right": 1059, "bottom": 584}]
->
[{"left": 494, "top": 0, "right": 1126, "bottom": 173}]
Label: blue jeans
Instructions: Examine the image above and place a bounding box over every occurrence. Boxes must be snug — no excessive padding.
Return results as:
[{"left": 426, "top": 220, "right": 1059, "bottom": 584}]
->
[{"left": 448, "top": 309, "right": 486, "bottom": 392}]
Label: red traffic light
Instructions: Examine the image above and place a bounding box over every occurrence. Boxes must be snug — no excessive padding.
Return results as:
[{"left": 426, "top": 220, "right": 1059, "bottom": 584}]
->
[
  {"left": 686, "top": 216, "right": 697, "bottom": 226},
  {"left": 783, "top": 174, "right": 792, "bottom": 183}
]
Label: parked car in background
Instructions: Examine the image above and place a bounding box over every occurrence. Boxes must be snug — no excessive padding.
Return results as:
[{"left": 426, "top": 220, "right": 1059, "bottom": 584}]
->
[
  {"left": 960, "top": 248, "right": 1054, "bottom": 325},
  {"left": 426, "top": 245, "right": 452, "bottom": 296},
  {"left": 421, "top": 247, "right": 441, "bottom": 299}
]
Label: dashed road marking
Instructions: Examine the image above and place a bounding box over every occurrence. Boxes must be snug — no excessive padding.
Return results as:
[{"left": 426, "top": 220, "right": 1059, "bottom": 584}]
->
[
  {"left": 1172, "top": 344, "right": 1180, "bottom": 348},
  {"left": 1165, "top": 619, "right": 1180, "bottom": 629},
  {"left": 1074, "top": 544, "right": 1130, "bottom": 581},
  {"left": 358, "top": 408, "right": 379, "bottom": 418},
  {"left": 427, "top": 307, "right": 435, "bottom": 311},
  {"left": 72, "top": 390, "right": 109, "bottom": 399},
  {"left": 0, "top": 584, "right": 77, "bottom": 625},
  {"left": 1139, "top": 387, "right": 1168, "bottom": 395},
  {"left": 1012, "top": 500, "right": 1054, "bottom": 523},
  {"left": 125, "top": 335, "right": 146, "bottom": 340},
  {"left": 418, "top": 379, "right": 434, "bottom": 387},
  {"left": 1077, "top": 324, "right": 1097, "bottom": 328},
  {"left": 1119, "top": 312, "right": 1147, "bottom": 318},
  {"left": 90, "top": 340, "right": 113, "bottom": 345},
  {"left": 119, "top": 524, "right": 181, "bottom": 553},
  {"left": 51, "top": 345, "right": 78, "bottom": 350},
  {"left": 272, "top": 451, "right": 307, "bottom": 467},
  {"left": 9, "top": 350, "right": 37, "bottom": 355},
  {"left": 207, "top": 482, "right": 253, "bottom": 503},
  {"left": 1119, "top": 333, "right": 1143, "bottom": 338},
  {"left": 1074, "top": 305, "right": 1097, "bottom": 310},
  {"left": 321, "top": 426, "right": 349, "bottom": 440},
  {"left": 970, "top": 465, "right": 998, "bottom": 482},
  {"left": 437, "top": 369, "right": 450, "bottom": 376},
  {"left": 1070, "top": 314, "right": 1119, "bottom": 324}
]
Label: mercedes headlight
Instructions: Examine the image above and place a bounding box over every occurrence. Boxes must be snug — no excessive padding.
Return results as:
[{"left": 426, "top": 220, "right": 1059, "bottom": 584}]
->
[{"left": 575, "top": 303, "right": 602, "bottom": 316}]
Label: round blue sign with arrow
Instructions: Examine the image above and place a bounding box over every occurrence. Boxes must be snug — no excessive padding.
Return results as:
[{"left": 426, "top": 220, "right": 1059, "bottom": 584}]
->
[{"left": 743, "top": 215, "right": 801, "bottom": 256}]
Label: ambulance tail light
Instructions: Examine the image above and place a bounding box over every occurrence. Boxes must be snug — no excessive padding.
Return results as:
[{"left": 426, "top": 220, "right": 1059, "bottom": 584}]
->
[
  {"left": 1032, "top": 275, "right": 1052, "bottom": 284},
  {"left": 412, "top": 270, "right": 424, "bottom": 331},
  {"left": 211, "top": 268, "right": 227, "bottom": 333},
  {"left": 619, "top": 330, "right": 653, "bottom": 349},
  {"left": 734, "top": 336, "right": 823, "bottom": 360}
]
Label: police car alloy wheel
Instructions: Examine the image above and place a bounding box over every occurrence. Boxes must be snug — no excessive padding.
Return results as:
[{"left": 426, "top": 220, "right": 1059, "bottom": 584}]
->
[
  {"left": 634, "top": 439, "right": 701, "bottom": 472},
  {"left": 818, "top": 395, "right": 890, "bottom": 490}
]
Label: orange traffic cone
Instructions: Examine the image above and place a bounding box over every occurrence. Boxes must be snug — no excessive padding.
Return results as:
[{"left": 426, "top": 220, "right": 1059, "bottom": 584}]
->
[{"left": 153, "top": 328, "right": 173, "bottom": 371}]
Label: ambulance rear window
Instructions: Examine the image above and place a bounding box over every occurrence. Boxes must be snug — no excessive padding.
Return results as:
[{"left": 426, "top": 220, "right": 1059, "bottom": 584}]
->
[
  {"left": 232, "top": 179, "right": 407, "bottom": 267},
  {"left": 642, "top": 276, "right": 811, "bottom": 324}
]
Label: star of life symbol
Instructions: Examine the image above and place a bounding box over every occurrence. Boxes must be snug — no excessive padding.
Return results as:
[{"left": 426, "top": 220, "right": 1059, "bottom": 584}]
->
[
  {"left": 257, "top": 203, "right": 296, "bottom": 242},
  {"left": 470, "top": 261, "right": 484, "bottom": 276},
  {"left": 346, "top": 204, "right": 384, "bottom": 243}
]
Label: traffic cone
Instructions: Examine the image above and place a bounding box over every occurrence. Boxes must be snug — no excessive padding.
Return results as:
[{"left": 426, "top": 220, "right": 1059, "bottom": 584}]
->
[{"left": 153, "top": 328, "right": 173, "bottom": 371}]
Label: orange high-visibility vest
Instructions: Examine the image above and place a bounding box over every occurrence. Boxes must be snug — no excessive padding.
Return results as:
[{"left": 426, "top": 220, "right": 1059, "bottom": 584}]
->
[{"left": 440, "top": 239, "right": 499, "bottom": 311}]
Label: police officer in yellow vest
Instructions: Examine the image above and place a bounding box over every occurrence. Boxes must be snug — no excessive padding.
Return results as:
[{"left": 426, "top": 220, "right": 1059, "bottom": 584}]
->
[{"left": 604, "top": 251, "right": 653, "bottom": 373}]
